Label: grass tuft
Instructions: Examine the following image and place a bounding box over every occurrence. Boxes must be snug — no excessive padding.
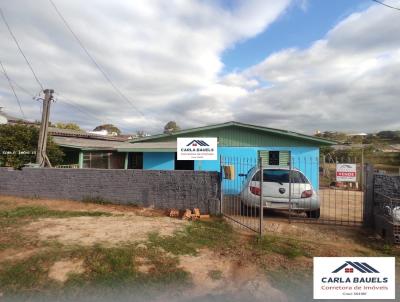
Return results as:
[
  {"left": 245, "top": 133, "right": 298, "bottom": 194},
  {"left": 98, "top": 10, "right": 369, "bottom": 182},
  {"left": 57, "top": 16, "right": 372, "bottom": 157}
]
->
[
  {"left": 147, "top": 218, "right": 234, "bottom": 255},
  {"left": 81, "top": 196, "right": 111, "bottom": 205},
  {"left": 208, "top": 270, "right": 223, "bottom": 280},
  {"left": 252, "top": 234, "right": 313, "bottom": 259},
  {"left": 0, "top": 206, "right": 111, "bottom": 219}
]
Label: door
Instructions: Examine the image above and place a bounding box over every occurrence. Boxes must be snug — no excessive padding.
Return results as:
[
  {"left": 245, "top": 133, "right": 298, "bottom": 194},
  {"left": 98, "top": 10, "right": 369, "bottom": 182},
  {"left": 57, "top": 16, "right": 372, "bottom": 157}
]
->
[{"left": 174, "top": 153, "right": 194, "bottom": 170}]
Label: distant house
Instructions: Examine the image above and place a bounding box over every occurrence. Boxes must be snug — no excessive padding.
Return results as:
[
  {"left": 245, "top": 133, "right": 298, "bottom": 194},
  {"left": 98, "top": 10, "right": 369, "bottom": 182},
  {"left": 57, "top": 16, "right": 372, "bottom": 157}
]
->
[
  {"left": 346, "top": 133, "right": 368, "bottom": 137},
  {"left": 380, "top": 145, "right": 400, "bottom": 153},
  {"left": 0, "top": 108, "right": 132, "bottom": 169},
  {"left": 48, "top": 127, "right": 132, "bottom": 169},
  {"left": 0, "top": 108, "right": 34, "bottom": 125}
]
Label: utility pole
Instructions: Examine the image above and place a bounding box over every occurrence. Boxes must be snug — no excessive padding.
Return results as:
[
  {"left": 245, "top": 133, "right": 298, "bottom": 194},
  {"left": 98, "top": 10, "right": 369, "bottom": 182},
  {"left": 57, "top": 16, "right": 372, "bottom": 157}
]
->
[{"left": 36, "top": 89, "right": 54, "bottom": 167}]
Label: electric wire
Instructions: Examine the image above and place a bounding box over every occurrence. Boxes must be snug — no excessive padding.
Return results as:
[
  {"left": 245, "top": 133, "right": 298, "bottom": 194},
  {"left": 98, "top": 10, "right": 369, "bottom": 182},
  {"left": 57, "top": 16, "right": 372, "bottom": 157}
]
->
[
  {"left": 48, "top": 0, "right": 144, "bottom": 117},
  {"left": 0, "top": 60, "right": 26, "bottom": 119},
  {"left": 54, "top": 94, "right": 107, "bottom": 125},
  {"left": 0, "top": 7, "right": 44, "bottom": 91},
  {"left": 372, "top": 0, "right": 400, "bottom": 11}
]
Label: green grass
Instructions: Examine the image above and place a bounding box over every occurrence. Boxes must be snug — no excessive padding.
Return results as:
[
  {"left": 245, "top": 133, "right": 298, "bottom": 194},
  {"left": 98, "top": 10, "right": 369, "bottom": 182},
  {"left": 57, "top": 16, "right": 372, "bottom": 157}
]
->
[
  {"left": 0, "top": 251, "right": 59, "bottom": 292},
  {"left": 0, "top": 206, "right": 111, "bottom": 219},
  {"left": 208, "top": 270, "right": 223, "bottom": 280},
  {"left": 147, "top": 218, "right": 234, "bottom": 255},
  {"left": 0, "top": 206, "right": 112, "bottom": 252},
  {"left": 0, "top": 219, "right": 232, "bottom": 293},
  {"left": 0, "top": 218, "right": 229, "bottom": 294},
  {"left": 0, "top": 243, "right": 189, "bottom": 295},
  {"left": 251, "top": 234, "right": 313, "bottom": 259}
]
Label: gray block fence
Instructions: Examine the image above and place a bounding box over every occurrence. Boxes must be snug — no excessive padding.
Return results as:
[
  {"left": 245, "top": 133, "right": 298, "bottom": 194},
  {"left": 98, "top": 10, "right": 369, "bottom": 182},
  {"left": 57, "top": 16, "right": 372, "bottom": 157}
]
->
[{"left": 0, "top": 168, "right": 221, "bottom": 214}]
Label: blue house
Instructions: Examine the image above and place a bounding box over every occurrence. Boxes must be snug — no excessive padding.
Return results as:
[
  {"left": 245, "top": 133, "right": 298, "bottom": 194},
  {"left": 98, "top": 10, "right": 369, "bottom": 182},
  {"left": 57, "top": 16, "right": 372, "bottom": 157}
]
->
[{"left": 118, "top": 121, "right": 335, "bottom": 192}]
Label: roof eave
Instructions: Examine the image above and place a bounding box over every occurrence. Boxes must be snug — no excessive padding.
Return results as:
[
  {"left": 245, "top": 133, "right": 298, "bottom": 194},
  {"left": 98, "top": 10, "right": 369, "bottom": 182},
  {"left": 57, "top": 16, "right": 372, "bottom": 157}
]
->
[{"left": 130, "top": 121, "right": 337, "bottom": 146}]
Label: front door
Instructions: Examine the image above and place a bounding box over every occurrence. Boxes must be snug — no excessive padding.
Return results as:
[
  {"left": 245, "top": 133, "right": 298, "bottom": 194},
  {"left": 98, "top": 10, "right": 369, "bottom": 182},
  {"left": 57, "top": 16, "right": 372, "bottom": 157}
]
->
[{"left": 174, "top": 152, "right": 194, "bottom": 170}]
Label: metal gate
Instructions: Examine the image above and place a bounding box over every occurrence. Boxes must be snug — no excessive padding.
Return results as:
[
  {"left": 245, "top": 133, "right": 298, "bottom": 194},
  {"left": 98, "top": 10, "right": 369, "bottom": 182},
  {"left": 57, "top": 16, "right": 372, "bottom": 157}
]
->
[
  {"left": 287, "top": 155, "right": 364, "bottom": 226},
  {"left": 220, "top": 156, "right": 263, "bottom": 234},
  {"left": 220, "top": 154, "right": 365, "bottom": 235}
]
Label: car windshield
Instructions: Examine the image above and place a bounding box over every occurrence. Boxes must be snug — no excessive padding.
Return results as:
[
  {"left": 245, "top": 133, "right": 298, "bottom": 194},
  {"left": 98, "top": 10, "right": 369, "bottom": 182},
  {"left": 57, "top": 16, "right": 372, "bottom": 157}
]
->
[{"left": 251, "top": 169, "right": 309, "bottom": 184}]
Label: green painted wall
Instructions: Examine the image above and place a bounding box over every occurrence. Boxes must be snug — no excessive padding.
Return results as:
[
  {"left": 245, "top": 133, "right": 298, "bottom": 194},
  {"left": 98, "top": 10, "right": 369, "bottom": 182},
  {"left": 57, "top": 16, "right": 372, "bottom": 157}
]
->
[{"left": 145, "top": 125, "right": 320, "bottom": 147}]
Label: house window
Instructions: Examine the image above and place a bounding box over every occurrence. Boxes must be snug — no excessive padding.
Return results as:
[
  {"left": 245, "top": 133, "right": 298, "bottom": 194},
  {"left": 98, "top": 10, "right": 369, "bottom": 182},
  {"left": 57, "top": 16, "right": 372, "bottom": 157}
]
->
[
  {"left": 129, "top": 152, "right": 143, "bottom": 169},
  {"left": 82, "top": 151, "right": 125, "bottom": 169},
  {"left": 174, "top": 152, "right": 194, "bottom": 170},
  {"left": 258, "top": 150, "right": 291, "bottom": 166},
  {"left": 268, "top": 151, "right": 280, "bottom": 165}
]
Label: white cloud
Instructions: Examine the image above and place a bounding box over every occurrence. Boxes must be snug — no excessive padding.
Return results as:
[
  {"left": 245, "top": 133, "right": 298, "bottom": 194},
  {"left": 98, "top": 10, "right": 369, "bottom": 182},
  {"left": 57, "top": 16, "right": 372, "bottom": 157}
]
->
[
  {"left": 0, "top": 0, "right": 290, "bottom": 133},
  {"left": 231, "top": 2, "right": 400, "bottom": 133},
  {"left": 2, "top": 0, "right": 397, "bottom": 135}
]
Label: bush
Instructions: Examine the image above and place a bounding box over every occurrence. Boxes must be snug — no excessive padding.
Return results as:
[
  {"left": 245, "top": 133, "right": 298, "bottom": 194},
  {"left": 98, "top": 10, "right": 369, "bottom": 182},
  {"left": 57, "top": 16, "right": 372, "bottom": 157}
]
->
[{"left": 0, "top": 124, "right": 64, "bottom": 168}]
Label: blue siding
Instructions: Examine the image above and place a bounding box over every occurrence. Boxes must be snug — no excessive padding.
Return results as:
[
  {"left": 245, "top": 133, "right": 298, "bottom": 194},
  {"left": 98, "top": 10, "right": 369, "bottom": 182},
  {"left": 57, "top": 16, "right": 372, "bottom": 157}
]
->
[
  {"left": 143, "top": 152, "right": 175, "bottom": 170},
  {"left": 194, "top": 147, "right": 319, "bottom": 194}
]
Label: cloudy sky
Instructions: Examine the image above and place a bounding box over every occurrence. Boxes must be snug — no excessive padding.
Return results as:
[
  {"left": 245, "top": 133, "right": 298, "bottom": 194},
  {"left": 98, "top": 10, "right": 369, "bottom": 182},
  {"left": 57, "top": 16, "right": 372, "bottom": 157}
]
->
[{"left": 0, "top": 0, "right": 399, "bottom": 134}]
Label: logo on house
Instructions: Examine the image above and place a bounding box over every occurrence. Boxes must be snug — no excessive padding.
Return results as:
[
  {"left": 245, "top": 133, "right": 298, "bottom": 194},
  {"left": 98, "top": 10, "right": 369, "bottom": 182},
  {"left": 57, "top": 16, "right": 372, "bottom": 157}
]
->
[
  {"left": 177, "top": 137, "right": 217, "bottom": 160},
  {"left": 186, "top": 140, "right": 209, "bottom": 147},
  {"left": 332, "top": 261, "right": 379, "bottom": 274}
]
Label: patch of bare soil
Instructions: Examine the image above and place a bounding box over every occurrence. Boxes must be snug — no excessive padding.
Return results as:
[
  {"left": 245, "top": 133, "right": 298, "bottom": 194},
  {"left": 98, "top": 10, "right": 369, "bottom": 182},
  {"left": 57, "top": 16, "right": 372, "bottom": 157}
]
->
[
  {"left": 0, "top": 195, "right": 165, "bottom": 216},
  {"left": 136, "top": 256, "right": 156, "bottom": 274},
  {"left": 174, "top": 249, "right": 287, "bottom": 302},
  {"left": 48, "top": 259, "right": 84, "bottom": 282},
  {"left": 0, "top": 248, "right": 44, "bottom": 263},
  {"left": 25, "top": 215, "right": 187, "bottom": 246},
  {"left": 263, "top": 220, "right": 373, "bottom": 256}
]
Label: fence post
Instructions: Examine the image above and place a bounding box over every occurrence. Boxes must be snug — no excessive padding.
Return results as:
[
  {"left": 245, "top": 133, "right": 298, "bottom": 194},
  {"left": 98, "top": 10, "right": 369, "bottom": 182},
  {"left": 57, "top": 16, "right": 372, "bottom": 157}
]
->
[
  {"left": 219, "top": 155, "right": 224, "bottom": 215},
  {"left": 259, "top": 157, "right": 264, "bottom": 236},
  {"left": 363, "top": 164, "right": 374, "bottom": 228},
  {"left": 288, "top": 157, "right": 292, "bottom": 223}
]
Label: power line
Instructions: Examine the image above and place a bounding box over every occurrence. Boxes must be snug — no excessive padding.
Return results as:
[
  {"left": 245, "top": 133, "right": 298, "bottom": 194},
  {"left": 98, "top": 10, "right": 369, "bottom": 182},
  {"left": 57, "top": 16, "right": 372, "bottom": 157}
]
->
[
  {"left": 0, "top": 7, "right": 44, "bottom": 91},
  {"left": 0, "top": 60, "right": 26, "bottom": 119},
  {"left": 54, "top": 94, "right": 106, "bottom": 125},
  {"left": 48, "top": 0, "right": 144, "bottom": 117},
  {"left": 54, "top": 93, "right": 134, "bottom": 133},
  {"left": 372, "top": 0, "right": 400, "bottom": 11}
]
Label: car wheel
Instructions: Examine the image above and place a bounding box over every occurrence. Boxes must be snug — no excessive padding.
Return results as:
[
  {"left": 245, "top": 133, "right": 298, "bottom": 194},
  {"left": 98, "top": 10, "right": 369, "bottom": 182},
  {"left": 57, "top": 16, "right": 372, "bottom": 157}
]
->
[{"left": 306, "top": 209, "right": 320, "bottom": 219}]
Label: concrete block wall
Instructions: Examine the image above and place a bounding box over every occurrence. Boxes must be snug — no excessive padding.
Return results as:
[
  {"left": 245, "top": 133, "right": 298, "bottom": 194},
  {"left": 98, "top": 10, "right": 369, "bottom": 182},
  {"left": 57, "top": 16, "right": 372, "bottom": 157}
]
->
[
  {"left": 374, "top": 174, "right": 400, "bottom": 198},
  {"left": 0, "top": 168, "right": 220, "bottom": 214},
  {"left": 372, "top": 173, "right": 400, "bottom": 244}
]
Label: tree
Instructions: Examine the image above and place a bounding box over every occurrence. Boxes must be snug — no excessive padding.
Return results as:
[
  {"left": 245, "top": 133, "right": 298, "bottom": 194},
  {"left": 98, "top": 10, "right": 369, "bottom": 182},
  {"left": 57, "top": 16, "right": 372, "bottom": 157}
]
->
[
  {"left": 0, "top": 124, "right": 64, "bottom": 169},
  {"left": 136, "top": 130, "right": 147, "bottom": 138},
  {"left": 376, "top": 131, "right": 400, "bottom": 140},
  {"left": 93, "top": 124, "right": 121, "bottom": 135},
  {"left": 54, "top": 122, "right": 82, "bottom": 131},
  {"left": 163, "top": 121, "right": 180, "bottom": 134},
  {"left": 315, "top": 131, "right": 347, "bottom": 143}
]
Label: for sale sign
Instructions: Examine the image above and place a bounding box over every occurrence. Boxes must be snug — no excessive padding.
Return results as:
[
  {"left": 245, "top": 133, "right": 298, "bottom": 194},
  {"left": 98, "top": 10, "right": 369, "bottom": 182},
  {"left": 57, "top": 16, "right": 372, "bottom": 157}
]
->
[
  {"left": 336, "top": 164, "right": 357, "bottom": 182},
  {"left": 177, "top": 138, "right": 217, "bottom": 160}
]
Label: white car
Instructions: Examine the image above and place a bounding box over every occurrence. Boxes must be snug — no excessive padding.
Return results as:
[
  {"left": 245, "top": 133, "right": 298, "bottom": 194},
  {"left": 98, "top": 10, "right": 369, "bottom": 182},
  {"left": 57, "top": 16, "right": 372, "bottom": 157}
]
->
[{"left": 239, "top": 166, "right": 320, "bottom": 218}]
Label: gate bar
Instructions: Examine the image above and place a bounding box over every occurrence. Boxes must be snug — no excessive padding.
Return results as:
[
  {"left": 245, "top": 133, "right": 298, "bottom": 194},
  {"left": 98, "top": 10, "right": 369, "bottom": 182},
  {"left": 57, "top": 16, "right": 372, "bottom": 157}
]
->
[{"left": 259, "top": 157, "right": 264, "bottom": 236}]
